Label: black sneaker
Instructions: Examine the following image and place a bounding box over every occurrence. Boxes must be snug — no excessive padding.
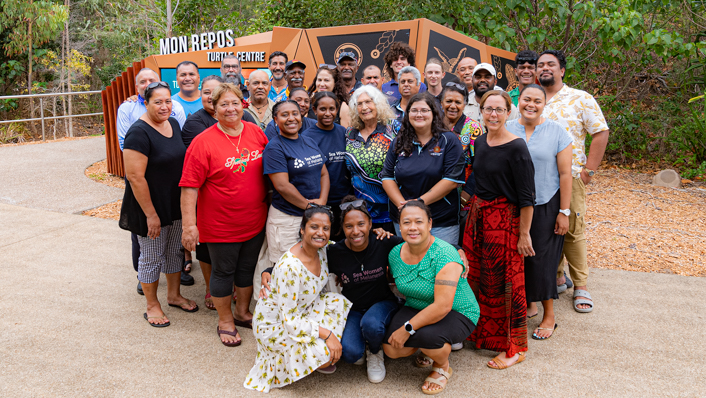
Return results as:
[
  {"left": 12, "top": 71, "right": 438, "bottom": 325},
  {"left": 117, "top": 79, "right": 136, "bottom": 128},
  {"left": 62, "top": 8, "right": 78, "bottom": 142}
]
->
[
  {"left": 180, "top": 270, "right": 195, "bottom": 286},
  {"left": 137, "top": 281, "right": 144, "bottom": 295}
]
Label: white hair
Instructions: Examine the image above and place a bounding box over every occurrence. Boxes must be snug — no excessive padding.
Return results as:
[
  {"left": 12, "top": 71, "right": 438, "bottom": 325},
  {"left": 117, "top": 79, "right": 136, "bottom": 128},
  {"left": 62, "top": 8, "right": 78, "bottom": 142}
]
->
[{"left": 348, "top": 85, "right": 395, "bottom": 130}]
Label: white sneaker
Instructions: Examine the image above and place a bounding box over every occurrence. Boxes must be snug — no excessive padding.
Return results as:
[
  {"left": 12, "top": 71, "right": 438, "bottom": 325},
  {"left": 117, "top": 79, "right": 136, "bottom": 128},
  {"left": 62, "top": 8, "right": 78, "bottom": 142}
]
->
[
  {"left": 451, "top": 342, "right": 464, "bottom": 351},
  {"left": 354, "top": 356, "right": 365, "bottom": 366},
  {"left": 366, "top": 349, "right": 386, "bottom": 383}
]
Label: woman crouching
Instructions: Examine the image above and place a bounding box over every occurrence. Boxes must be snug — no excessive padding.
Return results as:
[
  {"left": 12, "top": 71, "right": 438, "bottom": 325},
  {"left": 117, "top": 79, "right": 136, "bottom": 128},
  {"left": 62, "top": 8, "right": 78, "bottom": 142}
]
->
[
  {"left": 383, "top": 201, "right": 479, "bottom": 395},
  {"left": 243, "top": 206, "right": 351, "bottom": 393}
]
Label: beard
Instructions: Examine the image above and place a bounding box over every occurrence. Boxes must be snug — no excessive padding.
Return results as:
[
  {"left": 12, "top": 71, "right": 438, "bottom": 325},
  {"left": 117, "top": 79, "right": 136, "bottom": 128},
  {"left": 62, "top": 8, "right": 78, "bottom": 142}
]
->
[
  {"left": 224, "top": 73, "right": 241, "bottom": 85},
  {"left": 473, "top": 84, "right": 491, "bottom": 97},
  {"left": 539, "top": 74, "right": 555, "bottom": 87}
]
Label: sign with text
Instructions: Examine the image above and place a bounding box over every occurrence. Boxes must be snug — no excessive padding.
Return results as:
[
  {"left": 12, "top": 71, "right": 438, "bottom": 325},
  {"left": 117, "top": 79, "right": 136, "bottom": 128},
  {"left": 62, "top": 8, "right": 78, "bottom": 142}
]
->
[{"left": 159, "top": 30, "right": 236, "bottom": 55}]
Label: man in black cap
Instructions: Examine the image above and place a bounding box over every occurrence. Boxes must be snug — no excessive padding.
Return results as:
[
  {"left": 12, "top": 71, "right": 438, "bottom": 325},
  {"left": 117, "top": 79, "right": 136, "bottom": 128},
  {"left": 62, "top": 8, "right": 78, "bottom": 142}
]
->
[
  {"left": 337, "top": 51, "right": 361, "bottom": 94},
  {"left": 283, "top": 60, "right": 306, "bottom": 101}
]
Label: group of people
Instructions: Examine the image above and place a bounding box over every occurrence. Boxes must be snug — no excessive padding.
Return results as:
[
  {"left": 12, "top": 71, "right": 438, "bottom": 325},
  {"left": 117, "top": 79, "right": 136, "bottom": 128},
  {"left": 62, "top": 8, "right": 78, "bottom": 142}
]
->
[{"left": 116, "top": 43, "right": 609, "bottom": 395}]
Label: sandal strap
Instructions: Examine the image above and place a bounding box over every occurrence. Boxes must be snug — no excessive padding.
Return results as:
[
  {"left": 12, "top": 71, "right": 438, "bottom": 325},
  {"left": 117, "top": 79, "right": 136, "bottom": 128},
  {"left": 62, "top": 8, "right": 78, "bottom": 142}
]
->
[
  {"left": 490, "top": 357, "right": 507, "bottom": 369},
  {"left": 573, "top": 289, "right": 592, "bottom": 300},
  {"left": 217, "top": 327, "right": 239, "bottom": 337},
  {"left": 424, "top": 376, "right": 447, "bottom": 386},
  {"left": 431, "top": 366, "right": 451, "bottom": 380},
  {"left": 535, "top": 327, "right": 554, "bottom": 331},
  {"left": 574, "top": 299, "right": 593, "bottom": 307}
]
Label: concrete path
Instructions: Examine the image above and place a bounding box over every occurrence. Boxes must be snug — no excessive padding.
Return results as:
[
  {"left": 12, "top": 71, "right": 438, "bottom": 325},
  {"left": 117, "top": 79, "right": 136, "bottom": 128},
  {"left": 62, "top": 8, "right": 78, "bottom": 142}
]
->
[
  {"left": 1, "top": 202, "right": 703, "bottom": 397},
  {"left": 0, "top": 137, "right": 123, "bottom": 213}
]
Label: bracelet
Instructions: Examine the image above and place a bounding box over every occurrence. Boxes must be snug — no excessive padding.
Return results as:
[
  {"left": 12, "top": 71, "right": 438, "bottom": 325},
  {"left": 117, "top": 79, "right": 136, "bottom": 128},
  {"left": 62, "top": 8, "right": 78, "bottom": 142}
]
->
[{"left": 324, "top": 330, "right": 333, "bottom": 341}]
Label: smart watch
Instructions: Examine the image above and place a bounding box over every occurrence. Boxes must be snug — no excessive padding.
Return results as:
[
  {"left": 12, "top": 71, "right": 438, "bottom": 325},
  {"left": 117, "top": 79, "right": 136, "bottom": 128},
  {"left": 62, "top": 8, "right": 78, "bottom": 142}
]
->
[
  {"left": 585, "top": 168, "right": 596, "bottom": 177},
  {"left": 559, "top": 209, "right": 570, "bottom": 217},
  {"left": 404, "top": 321, "right": 416, "bottom": 335}
]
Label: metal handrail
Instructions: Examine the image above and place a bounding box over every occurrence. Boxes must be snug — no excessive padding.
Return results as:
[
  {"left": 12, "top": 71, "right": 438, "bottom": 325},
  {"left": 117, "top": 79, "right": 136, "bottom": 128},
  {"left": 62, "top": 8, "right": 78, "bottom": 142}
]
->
[
  {"left": 0, "top": 91, "right": 104, "bottom": 141},
  {"left": 0, "top": 91, "right": 102, "bottom": 100}
]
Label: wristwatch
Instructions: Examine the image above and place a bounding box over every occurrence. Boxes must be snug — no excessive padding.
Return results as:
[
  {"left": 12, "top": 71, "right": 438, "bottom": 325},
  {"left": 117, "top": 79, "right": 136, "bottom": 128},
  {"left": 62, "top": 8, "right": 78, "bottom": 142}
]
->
[
  {"left": 404, "top": 321, "right": 416, "bottom": 335},
  {"left": 559, "top": 209, "right": 571, "bottom": 216},
  {"left": 585, "top": 168, "right": 596, "bottom": 177}
]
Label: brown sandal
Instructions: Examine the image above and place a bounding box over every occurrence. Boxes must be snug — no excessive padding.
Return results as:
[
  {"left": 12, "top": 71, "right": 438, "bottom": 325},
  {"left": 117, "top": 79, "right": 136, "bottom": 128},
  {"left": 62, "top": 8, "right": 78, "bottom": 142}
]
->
[
  {"left": 217, "top": 325, "right": 241, "bottom": 347},
  {"left": 487, "top": 352, "right": 526, "bottom": 370},
  {"left": 204, "top": 294, "right": 215, "bottom": 310},
  {"left": 421, "top": 366, "right": 453, "bottom": 395}
]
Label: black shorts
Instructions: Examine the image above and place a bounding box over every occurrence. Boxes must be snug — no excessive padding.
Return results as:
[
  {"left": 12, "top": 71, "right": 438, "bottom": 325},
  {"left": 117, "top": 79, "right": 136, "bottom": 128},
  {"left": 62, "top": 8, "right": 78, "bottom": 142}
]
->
[{"left": 385, "top": 306, "right": 475, "bottom": 349}]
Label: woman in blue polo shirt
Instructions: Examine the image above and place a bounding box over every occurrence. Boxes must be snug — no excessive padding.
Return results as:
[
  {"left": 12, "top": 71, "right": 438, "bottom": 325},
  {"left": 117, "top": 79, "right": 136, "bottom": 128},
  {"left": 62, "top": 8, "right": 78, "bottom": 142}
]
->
[
  {"left": 263, "top": 100, "right": 330, "bottom": 264},
  {"left": 303, "top": 91, "right": 351, "bottom": 241},
  {"left": 381, "top": 92, "right": 466, "bottom": 245}
]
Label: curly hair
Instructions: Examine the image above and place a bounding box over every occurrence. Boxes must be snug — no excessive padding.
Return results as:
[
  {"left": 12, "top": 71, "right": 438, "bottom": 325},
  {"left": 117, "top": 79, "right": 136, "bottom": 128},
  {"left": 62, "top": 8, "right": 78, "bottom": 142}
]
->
[
  {"left": 384, "top": 42, "right": 416, "bottom": 81},
  {"left": 348, "top": 85, "right": 395, "bottom": 130},
  {"left": 395, "top": 92, "right": 445, "bottom": 156},
  {"left": 307, "top": 67, "right": 349, "bottom": 105}
]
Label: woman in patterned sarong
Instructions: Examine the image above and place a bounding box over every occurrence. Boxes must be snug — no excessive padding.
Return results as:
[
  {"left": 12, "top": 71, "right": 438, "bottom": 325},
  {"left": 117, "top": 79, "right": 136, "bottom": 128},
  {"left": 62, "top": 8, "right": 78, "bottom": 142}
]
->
[{"left": 462, "top": 90, "right": 536, "bottom": 369}]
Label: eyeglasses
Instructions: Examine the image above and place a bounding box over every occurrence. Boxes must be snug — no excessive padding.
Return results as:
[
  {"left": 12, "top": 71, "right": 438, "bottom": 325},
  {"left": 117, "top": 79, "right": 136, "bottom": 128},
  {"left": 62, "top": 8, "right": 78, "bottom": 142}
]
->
[
  {"left": 445, "top": 82, "right": 466, "bottom": 91},
  {"left": 222, "top": 64, "right": 239, "bottom": 70},
  {"left": 146, "top": 81, "right": 170, "bottom": 90},
  {"left": 409, "top": 108, "right": 432, "bottom": 115},
  {"left": 481, "top": 107, "right": 507, "bottom": 115},
  {"left": 339, "top": 199, "right": 366, "bottom": 211},
  {"left": 338, "top": 52, "right": 356, "bottom": 61},
  {"left": 319, "top": 64, "right": 337, "bottom": 70}
]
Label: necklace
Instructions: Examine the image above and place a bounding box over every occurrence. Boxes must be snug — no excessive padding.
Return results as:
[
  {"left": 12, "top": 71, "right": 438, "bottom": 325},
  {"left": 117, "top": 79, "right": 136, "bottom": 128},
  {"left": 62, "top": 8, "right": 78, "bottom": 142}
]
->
[
  {"left": 351, "top": 246, "right": 369, "bottom": 272},
  {"left": 218, "top": 122, "right": 243, "bottom": 152}
]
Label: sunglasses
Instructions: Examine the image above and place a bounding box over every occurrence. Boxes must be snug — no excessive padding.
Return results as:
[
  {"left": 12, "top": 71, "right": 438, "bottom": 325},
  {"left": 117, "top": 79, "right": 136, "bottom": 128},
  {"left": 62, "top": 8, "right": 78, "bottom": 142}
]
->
[
  {"left": 319, "top": 64, "right": 337, "bottom": 70},
  {"left": 445, "top": 81, "right": 466, "bottom": 91},
  {"left": 338, "top": 52, "right": 357, "bottom": 60},
  {"left": 339, "top": 199, "right": 366, "bottom": 211},
  {"left": 146, "top": 81, "right": 170, "bottom": 90}
]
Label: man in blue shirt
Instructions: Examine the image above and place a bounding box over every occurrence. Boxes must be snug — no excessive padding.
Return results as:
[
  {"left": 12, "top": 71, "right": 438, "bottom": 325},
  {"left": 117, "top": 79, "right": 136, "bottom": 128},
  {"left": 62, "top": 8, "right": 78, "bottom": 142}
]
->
[
  {"left": 221, "top": 54, "right": 250, "bottom": 100},
  {"left": 171, "top": 61, "right": 202, "bottom": 117},
  {"left": 268, "top": 51, "right": 289, "bottom": 102},
  {"left": 381, "top": 42, "right": 427, "bottom": 100},
  {"left": 390, "top": 66, "right": 422, "bottom": 124},
  {"left": 116, "top": 68, "right": 186, "bottom": 150}
]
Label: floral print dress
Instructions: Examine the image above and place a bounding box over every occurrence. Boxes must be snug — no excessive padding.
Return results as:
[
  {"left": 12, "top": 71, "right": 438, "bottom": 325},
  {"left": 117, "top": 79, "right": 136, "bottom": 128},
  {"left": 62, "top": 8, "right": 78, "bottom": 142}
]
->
[{"left": 243, "top": 248, "right": 351, "bottom": 393}]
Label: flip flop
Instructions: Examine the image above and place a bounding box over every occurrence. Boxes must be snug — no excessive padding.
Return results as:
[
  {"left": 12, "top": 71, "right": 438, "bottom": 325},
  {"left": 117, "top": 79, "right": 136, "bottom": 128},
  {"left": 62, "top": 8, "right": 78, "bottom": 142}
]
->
[
  {"left": 487, "top": 352, "right": 526, "bottom": 370},
  {"left": 421, "top": 366, "right": 452, "bottom": 395},
  {"left": 184, "top": 259, "right": 193, "bottom": 273},
  {"left": 217, "top": 325, "right": 241, "bottom": 347},
  {"left": 204, "top": 293, "right": 215, "bottom": 310},
  {"left": 168, "top": 301, "right": 199, "bottom": 313},
  {"left": 144, "top": 312, "right": 170, "bottom": 328},
  {"left": 532, "top": 323, "right": 558, "bottom": 340},
  {"left": 573, "top": 289, "right": 594, "bottom": 313},
  {"left": 527, "top": 311, "right": 538, "bottom": 319},
  {"left": 233, "top": 317, "right": 253, "bottom": 329}
]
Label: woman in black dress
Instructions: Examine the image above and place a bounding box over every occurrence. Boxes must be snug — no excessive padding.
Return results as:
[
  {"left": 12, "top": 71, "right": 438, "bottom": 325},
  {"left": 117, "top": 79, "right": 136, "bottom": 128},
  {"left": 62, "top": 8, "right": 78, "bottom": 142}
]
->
[{"left": 120, "top": 81, "right": 198, "bottom": 327}]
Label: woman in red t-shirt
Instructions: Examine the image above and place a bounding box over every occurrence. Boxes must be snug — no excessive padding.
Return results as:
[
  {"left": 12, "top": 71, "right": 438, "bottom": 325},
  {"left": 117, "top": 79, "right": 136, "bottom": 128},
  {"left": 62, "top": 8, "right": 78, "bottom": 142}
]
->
[{"left": 180, "top": 83, "right": 269, "bottom": 347}]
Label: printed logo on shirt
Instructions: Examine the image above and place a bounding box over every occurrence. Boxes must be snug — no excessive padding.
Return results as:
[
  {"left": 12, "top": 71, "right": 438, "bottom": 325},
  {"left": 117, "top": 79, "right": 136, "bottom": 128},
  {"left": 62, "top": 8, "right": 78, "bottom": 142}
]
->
[
  {"left": 303, "top": 153, "right": 324, "bottom": 167},
  {"left": 350, "top": 140, "right": 362, "bottom": 149},
  {"left": 430, "top": 146, "right": 443, "bottom": 156},
  {"left": 385, "top": 91, "right": 394, "bottom": 96},
  {"left": 224, "top": 147, "right": 263, "bottom": 173},
  {"left": 293, "top": 158, "right": 305, "bottom": 168},
  {"left": 328, "top": 151, "right": 346, "bottom": 163}
]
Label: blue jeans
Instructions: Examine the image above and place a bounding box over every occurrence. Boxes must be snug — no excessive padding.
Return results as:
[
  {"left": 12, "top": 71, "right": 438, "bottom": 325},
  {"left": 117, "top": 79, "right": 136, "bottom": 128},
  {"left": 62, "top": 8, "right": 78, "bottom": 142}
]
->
[
  {"left": 393, "top": 223, "right": 460, "bottom": 246},
  {"left": 341, "top": 299, "right": 399, "bottom": 363}
]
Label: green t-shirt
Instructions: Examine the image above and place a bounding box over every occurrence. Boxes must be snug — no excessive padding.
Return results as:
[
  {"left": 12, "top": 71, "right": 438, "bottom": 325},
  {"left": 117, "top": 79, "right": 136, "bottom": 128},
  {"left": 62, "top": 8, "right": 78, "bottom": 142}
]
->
[
  {"left": 388, "top": 238, "right": 480, "bottom": 324},
  {"left": 508, "top": 86, "right": 520, "bottom": 107}
]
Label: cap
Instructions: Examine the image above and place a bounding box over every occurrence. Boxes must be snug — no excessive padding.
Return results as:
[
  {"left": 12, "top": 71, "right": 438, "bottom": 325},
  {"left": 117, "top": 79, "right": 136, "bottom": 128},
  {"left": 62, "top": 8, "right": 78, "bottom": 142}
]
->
[
  {"left": 285, "top": 60, "right": 306, "bottom": 71},
  {"left": 472, "top": 63, "right": 496, "bottom": 77},
  {"left": 337, "top": 52, "right": 357, "bottom": 64}
]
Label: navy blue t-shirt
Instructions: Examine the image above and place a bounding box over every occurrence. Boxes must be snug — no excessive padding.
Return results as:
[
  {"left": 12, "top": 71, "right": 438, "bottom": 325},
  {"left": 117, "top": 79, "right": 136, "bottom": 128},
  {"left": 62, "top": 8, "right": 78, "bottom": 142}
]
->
[
  {"left": 381, "top": 131, "right": 465, "bottom": 227},
  {"left": 264, "top": 117, "right": 317, "bottom": 141},
  {"left": 302, "top": 123, "right": 351, "bottom": 205},
  {"left": 263, "top": 134, "right": 327, "bottom": 216}
]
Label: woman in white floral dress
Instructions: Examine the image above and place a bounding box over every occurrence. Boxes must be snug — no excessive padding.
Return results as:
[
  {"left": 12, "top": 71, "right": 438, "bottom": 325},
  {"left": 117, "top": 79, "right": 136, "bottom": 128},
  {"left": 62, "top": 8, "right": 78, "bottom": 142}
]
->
[{"left": 244, "top": 206, "right": 351, "bottom": 393}]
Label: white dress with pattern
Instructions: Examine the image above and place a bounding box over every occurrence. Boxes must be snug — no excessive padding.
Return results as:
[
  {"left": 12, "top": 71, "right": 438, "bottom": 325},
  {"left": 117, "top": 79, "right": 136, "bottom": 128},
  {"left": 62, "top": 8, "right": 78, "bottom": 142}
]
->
[{"left": 243, "top": 247, "right": 351, "bottom": 393}]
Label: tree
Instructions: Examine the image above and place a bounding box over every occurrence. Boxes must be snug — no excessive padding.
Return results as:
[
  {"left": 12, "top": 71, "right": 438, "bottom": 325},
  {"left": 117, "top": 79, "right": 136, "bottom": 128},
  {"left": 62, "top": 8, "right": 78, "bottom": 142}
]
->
[{"left": 0, "top": 0, "right": 68, "bottom": 131}]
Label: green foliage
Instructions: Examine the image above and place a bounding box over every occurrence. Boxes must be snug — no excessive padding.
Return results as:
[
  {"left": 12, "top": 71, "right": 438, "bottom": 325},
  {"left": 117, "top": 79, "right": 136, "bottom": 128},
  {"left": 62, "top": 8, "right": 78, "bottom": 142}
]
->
[{"left": 0, "top": 0, "right": 68, "bottom": 57}]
